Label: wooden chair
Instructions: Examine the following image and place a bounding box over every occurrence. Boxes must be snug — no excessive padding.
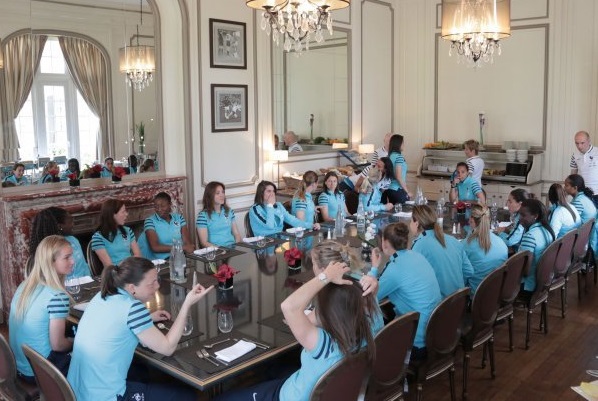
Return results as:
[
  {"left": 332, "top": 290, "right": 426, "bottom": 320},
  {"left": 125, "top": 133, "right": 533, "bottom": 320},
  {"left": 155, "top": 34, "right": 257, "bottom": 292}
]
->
[
  {"left": 461, "top": 265, "right": 506, "bottom": 400},
  {"left": 366, "top": 311, "right": 419, "bottom": 401},
  {"left": 569, "top": 219, "right": 595, "bottom": 299},
  {"left": 0, "top": 334, "right": 39, "bottom": 401},
  {"left": 517, "top": 239, "right": 561, "bottom": 350},
  {"left": 407, "top": 287, "right": 470, "bottom": 401},
  {"left": 244, "top": 213, "right": 254, "bottom": 237},
  {"left": 309, "top": 350, "right": 370, "bottom": 401},
  {"left": 21, "top": 345, "right": 75, "bottom": 401},
  {"left": 85, "top": 242, "right": 104, "bottom": 277},
  {"left": 548, "top": 230, "right": 577, "bottom": 318},
  {"left": 494, "top": 251, "right": 531, "bottom": 351}
]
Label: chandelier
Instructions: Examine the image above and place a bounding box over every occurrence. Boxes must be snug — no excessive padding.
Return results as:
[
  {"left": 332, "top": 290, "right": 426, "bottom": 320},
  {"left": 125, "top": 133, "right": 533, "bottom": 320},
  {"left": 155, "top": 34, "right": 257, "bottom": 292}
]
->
[
  {"left": 119, "top": 0, "right": 155, "bottom": 91},
  {"left": 441, "top": 0, "right": 511, "bottom": 66},
  {"left": 246, "top": 0, "right": 350, "bottom": 53}
]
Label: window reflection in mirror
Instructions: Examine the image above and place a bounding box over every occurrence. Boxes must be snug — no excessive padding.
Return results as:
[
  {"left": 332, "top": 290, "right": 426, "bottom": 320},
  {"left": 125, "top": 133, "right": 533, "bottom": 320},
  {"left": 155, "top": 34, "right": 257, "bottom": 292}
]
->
[{"left": 272, "top": 28, "right": 350, "bottom": 155}]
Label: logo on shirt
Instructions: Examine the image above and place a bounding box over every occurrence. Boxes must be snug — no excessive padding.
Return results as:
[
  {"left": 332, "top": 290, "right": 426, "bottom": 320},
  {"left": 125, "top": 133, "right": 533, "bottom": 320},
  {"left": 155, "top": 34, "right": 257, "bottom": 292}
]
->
[{"left": 130, "top": 393, "right": 144, "bottom": 401}]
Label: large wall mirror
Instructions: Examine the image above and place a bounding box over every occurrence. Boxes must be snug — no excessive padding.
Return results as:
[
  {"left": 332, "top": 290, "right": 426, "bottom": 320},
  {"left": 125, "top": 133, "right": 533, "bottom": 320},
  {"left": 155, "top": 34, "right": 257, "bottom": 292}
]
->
[
  {"left": 0, "top": 0, "right": 161, "bottom": 189},
  {"left": 272, "top": 28, "right": 350, "bottom": 154}
]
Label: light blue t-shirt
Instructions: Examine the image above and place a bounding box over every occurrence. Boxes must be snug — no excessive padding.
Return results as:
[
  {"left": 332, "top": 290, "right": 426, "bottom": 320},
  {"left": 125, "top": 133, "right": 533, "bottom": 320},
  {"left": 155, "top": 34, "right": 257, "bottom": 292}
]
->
[
  {"left": 3, "top": 174, "right": 29, "bottom": 186},
  {"left": 455, "top": 176, "right": 482, "bottom": 202},
  {"left": 318, "top": 191, "right": 346, "bottom": 220},
  {"left": 411, "top": 229, "right": 473, "bottom": 298},
  {"left": 358, "top": 185, "right": 387, "bottom": 212},
  {"left": 196, "top": 208, "right": 237, "bottom": 247},
  {"left": 498, "top": 212, "right": 524, "bottom": 249},
  {"left": 463, "top": 232, "right": 508, "bottom": 295},
  {"left": 377, "top": 250, "right": 442, "bottom": 348},
  {"left": 138, "top": 212, "right": 186, "bottom": 259},
  {"left": 519, "top": 222, "right": 554, "bottom": 291},
  {"left": 571, "top": 192, "right": 598, "bottom": 251},
  {"left": 388, "top": 152, "right": 407, "bottom": 191},
  {"left": 291, "top": 192, "right": 316, "bottom": 223},
  {"left": 90, "top": 226, "right": 136, "bottom": 266},
  {"left": 65, "top": 235, "right": 91, "bottom": 278},
  {"left": 9, "top": 283, "right": 70, "bottom": 377},
  {"left": 67, "top": 289, "right": 154, "bottom": 401},
  {"left": 249, "top": 202, "right": 312, "bottom": 237},
  {"left": 100, "top": 167, "right": 112, "bottom": 178},
  {"left": 549, "top": 204, "right": 581, "bottom": 239}
]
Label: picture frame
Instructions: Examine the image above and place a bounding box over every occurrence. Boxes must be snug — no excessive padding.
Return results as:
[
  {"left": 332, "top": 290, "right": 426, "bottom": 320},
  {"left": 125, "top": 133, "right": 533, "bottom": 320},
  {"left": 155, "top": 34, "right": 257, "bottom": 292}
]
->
[
  {"left": 211, "top": 84, "right": 248, "bottom": 132},
  {"left": 209, "top": 18, "right": 247, "bottom": 69}
]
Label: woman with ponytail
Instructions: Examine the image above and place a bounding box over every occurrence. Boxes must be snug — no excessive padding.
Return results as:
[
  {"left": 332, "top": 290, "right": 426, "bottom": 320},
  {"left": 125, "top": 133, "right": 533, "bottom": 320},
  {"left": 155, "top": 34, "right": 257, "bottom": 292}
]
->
[
  {"left": 463, "top": 205, "right": 508, "bottom": 295},
  {"left": 565, "top": 174, "right": 598, "bottom": 251},
  {"left": 67, "top": 257, "right": 213, "bottom": 401},
  {"left": 291, "top": 171, "right": 321, "bottom": 229},
  {"left": 409, "top": 205, "right": 473, "bottom": 298},
  {"left": 548, "top": 183, "right": 581, "bottom": 238}
]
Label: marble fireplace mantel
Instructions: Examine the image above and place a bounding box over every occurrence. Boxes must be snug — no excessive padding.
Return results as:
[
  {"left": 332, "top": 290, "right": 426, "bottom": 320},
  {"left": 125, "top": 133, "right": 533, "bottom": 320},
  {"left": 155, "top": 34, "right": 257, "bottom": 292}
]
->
[{"left": 0, "top": 175, "right": 187, "bottom": 319}]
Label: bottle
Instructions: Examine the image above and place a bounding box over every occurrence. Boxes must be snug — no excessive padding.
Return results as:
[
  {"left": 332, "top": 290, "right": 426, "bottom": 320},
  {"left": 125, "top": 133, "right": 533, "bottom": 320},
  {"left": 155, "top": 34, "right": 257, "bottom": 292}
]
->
[
  {"left": 170, "top": 238, "right": 186, "bottom": 284},
  {"left": 436, "top": 202, "right": 444, "bottom": 226},
  {"left": 356, "top": 200, "right": 366, "bottom": 234},
  {"left": 334, "top": 206, "right": 344, "bottom": 238}
]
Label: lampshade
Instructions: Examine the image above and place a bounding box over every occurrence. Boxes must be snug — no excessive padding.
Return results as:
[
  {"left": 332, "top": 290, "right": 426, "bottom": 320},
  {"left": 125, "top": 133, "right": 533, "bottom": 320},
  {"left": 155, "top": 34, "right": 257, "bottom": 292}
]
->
[
  {"left": 119, "top": 45, "right": 155, "bottom": 91},
  {"left": 332, "top": 143, "right": 349, "bottom": 149},
  {"left": 272, "top": 150, "right": 289, "bottom": 161},
  {"left": 358, "top": 144, "right": 375, "bottom": 154}
]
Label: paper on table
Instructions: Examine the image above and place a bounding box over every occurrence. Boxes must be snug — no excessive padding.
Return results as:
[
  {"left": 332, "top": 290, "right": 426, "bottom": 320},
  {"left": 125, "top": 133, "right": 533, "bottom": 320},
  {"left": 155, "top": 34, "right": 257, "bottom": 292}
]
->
[
  {"left": 214, "top": 340, "right": 257, "bottom": 363},
  {"left": 498, "top": 222, "right": 511, "bottom": 228},
  {"left": 78, "top": 276, "right": 95, "bottom": 285},
  {"left": 73, "top": 302, "right": 90, "bottom": 311},
  {"left": 194, "top": 247, "right": 218, "bottom": 256},
  {"left": 393, "top": 212, "right": 413, "bottom": 218},
  {"left": 243, "top": 236, "right": 264, "bottom": 243},
  {"left": 572, "top": 380, "right": 598, "bottom": 400}
]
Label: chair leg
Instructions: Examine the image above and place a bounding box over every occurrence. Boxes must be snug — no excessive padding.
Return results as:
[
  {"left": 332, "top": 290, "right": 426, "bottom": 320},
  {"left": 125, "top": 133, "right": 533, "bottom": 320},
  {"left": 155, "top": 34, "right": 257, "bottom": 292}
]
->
[
  {"left": 416, "top": 383, "right": 423, "bottom": 401},
  {"left": 542, "top": 301, "right": 549, "bottom": 334},
  {"left": 526, "top": 308, "right": 532, "bottom": 350},
  {"left": 449, "top": 365, "right": 456, "bottom": 401},
  {"left": 462, "top": 351, "right": 470, "bottom": 400},
  {"left": 560, "top": 285, "right": 566, "bottom": 318},
  {"left": 508, "top": 314, "right": 514, "bottom": 351},
  {"left": 481, "top": 343, "right": 487, "bottom": 368},
  {"left": 578, "top": 271, "right": 583, "bottom": 300},
  {"left": 488, "top": 337, "right": 496, "bottom": 378}
]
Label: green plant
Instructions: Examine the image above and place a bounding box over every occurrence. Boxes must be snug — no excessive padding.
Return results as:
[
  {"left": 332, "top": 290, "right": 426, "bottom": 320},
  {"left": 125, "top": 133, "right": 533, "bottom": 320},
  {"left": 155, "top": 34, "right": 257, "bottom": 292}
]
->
[{"left": 135, "top": 121, "right": 145, "bottom": 154}]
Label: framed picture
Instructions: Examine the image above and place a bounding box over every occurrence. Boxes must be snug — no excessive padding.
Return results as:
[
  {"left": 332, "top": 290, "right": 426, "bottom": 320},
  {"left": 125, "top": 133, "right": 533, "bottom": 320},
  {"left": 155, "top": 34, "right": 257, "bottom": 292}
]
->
[
  {"left": 211, "top": 84, "right": 248, "bottom": 132},
  {"left": 209, "top": 19, "right": 247, "bottom": 69}
]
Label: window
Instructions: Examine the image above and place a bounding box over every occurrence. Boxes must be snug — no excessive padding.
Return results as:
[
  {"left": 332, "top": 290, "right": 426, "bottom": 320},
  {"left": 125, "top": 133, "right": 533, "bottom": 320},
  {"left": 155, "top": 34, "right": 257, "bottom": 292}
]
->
[{"left": 14, "top": 37, "right": 99, "bottom": 166}]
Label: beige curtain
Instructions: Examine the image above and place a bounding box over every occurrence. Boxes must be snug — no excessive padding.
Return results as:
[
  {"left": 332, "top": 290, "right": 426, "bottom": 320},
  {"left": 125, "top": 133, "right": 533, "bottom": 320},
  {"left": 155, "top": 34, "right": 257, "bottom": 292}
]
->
[
  {"left": 58, "top": 36, "right": 109, "bottom": 160},
  {"left": 0, "top": 34, "right": 47, "bottom": 162}
]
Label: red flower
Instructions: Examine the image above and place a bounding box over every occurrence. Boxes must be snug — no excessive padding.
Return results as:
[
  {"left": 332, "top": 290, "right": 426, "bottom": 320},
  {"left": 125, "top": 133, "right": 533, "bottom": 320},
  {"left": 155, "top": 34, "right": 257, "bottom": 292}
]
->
[
  {"left": 284, "top": 247, "right": 303, "bottom": 267},
  {"left": 113, "top": 166, "right": 127, "bottom": 178},
  {"left": 91, "top": 164, "right": 103, "bottom": 173},
  {"left": 456, "top": 201, "right": 466, "bottom": 210},
  {"left": 67, "top": 173, "right": 78, "bottom": 181},
  {"left": 49, "top": 168, "right": 59, "bottom": 176},
  {"left": 213, "top": 264, "right": 239, "bottom": 283}
]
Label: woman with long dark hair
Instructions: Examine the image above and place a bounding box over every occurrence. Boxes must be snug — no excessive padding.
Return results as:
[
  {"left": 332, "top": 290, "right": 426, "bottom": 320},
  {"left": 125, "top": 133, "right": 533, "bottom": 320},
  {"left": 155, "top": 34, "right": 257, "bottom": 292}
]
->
[
  {"left": 496, "top": 188, "right": 530, "bottom": 250},
  {"left": 385, "top": 134, "right": 412, "bottom": 203},
  {"left": 565, "top": 174, "right": 597, "bottom": 251},
  {"left": 548, "top": 183, "right": 580, "bottom": 238},
  {"left": 196, "top": 181, "right": 241, "bottom": 247},
  {"left": 91, "top": 199, "right": 141, "bottom": 267},
  {"left": 358, "top": 161, "right": 393, "bottom": 212},
  {"left": 318, "top": 171, "right": 349, "bottom": 222},
  {"left": 67, "top": 257, "right": 212, "bottom": 401}
]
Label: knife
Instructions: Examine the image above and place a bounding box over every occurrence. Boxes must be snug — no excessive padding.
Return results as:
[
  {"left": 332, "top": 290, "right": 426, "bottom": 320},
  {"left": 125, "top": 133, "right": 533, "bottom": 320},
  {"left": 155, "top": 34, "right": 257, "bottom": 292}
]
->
[{"left": 241, "top": 337, "right": 270, "bottom": 349}]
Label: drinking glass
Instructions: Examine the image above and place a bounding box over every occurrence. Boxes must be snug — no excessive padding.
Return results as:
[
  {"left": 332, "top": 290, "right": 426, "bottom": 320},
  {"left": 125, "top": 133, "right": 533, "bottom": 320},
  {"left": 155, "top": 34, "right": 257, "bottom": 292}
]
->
[
  {"left": 394, "top": 203, "right": 402, "bottom": 214},
  {"left": 256, "top": 238, "right": 266, "bottom": 247},
  {"left": 217, "top": 310, "right": 234, "bottom": 333},
  {"left": 205, "top": 248, "right": 216, "bottom": 261},
  {"left": 295, "top": 228, "right": 304, "bottom": 238},
  {"left": 366, "top": 210, "right": 375, "bottom": 222},
  {"left": 182, "top": 313, "right": 193, "bottom": 336},
  {"left": 64, "top": 276, "right": 80, "bottom": 296}
]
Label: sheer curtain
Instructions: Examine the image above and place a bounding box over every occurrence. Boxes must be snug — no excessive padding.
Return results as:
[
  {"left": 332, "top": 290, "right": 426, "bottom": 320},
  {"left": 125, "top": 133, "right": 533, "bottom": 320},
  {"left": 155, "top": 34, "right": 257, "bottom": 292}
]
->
[
  {"left": 58, "top": 36, "right": 109, "bottom": 160},
  {"left": 0, "top": 33, "right": 47, "bottom": 162}
]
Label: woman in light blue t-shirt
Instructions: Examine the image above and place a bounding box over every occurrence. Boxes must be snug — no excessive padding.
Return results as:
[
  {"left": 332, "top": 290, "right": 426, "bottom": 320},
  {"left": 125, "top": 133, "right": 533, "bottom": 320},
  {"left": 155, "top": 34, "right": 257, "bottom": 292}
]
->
[
  {"left": 318, "top": 172, "right": 349, "bottom": 222},
  {"left": 196, "top": 181, "right": 242, "bottom": 248}
]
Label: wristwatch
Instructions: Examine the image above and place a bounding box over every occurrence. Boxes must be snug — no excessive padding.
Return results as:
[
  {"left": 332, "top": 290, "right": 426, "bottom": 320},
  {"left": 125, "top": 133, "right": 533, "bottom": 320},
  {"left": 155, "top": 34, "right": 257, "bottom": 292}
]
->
[{"left": 318, "top": 272, "right": 328, "bottom": 284}]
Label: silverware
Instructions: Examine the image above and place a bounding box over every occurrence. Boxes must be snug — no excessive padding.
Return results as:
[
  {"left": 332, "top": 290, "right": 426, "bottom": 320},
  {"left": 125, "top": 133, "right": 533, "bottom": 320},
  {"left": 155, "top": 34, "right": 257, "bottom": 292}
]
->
[
  {"left": 157, "top": 323, "right": 169, "bottom": 331},
  {"left": 196, "top": 350, "right": 219, "bottom": 367},
  {"left": 587, "top": 370, "right": 598, "bottom": 378},
  {"left": 201, "top": 348, "right": 223, "bottom": 366},
  {"left": 238, "top": 337, "right": 270, "bottom": 349},
  {"left": 204, "top": 337, "right": 230, "bottom": 349}
]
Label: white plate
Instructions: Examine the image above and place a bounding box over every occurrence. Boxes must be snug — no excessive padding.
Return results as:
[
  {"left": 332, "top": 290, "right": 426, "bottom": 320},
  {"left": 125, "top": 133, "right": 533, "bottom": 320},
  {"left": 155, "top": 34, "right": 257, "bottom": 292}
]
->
[{"left": 152, "top": 259, "right": 166, "bottom": 266}]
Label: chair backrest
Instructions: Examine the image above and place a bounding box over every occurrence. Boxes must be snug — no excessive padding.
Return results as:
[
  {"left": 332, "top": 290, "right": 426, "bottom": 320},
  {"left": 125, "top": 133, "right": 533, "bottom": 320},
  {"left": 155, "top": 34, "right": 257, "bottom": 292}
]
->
[
  {"left": 53, "top": 156, "right": 67, "bottom": 165},
  {"left": 573, "top": 218, "right": 595, "bottom": 262},
  {"left": 86, "top": 241, "right": 104, "bottom": 277},
  {"left": 531, "top": 239, "right": 561, "bottom": 299},
  {"left": 370, "top": 311, "right": 419, "bottom": 388},
  {"left": 0, "top": 333, "right": 19, "bottom": 400},
  {"left": 501, "top": 251, "right": 531, "bottom": 305},
  {"left": 309, "top": 350, "right": 369, "bottom": 401},
  {"left": 470, "top": 265, "right": 506, "bottom": 335},
  {"left": 37, "top": 157, "right": 51, "bottom": 168},
  {"left": 244, "top": 213, "right": 254, "bottom": 237},
  {"left": 554, "top": 230, "right": 577, "bottom": 277},
  {"left": 425, "top": 287, "right": 470, "bottom": 362},
  {"left": 21, "top": 344, "right": 75, "bottom": 401}
]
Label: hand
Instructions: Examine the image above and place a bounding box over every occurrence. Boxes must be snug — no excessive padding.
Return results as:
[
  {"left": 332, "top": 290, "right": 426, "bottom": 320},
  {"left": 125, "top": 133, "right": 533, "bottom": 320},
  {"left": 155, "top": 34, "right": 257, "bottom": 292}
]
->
[
  {"left": 323, "top": 262, "right": 352, "bottom": 285},
  {"left": 151, "top": 310, "right": 171, "bottom": 322},
  {"left": 359, "top": 275, "right": 378, "bottom": 297},
  {"left": 184, "top": 284, "right": 213, "bottom": 306},
  {"left": 384, "top": 203, "right": 393, "bottom": 211},
  {"left": 371, "top": 247, "right": 382, "bottom": 267},
  {"left": 313, "top": 223, "right": 321, "bottom": 231},
  {"left": 265, "top": 192, "right": 276, "bottom": 205},
  {"left": 183, "top": 244, "right": 195, "bottom": 254},
  {"left": 407, "top": 191, "right": 413, "bottom": 199}
]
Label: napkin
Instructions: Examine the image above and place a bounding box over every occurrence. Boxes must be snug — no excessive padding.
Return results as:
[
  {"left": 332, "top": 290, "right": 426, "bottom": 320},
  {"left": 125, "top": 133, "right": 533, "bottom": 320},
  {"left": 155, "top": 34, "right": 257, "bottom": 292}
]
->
[
  {"left": 393, "top": 212, "right": 413, "bottom": 218},
  {"left": 73, "top": 302, "right": 90, "bottom": 311},
  {"left": 405, "top": 200, "right": 416, "bottom": 205},
  {"left": 151, "top": 259, "right": 166, "bottom": 266},
  {"left": 243, "top": 236, "right": 264, "bottom": 243},
  {"left": 286, "top": 227, "right": 303, "bottom": 234},
  {"left": 214, "top": 340, "right": 257, "bottom": 363},
  {"left": 572, "top": 380, "right": 598, "bottom": 400},
  {"left": 498, "top": 222, "right": 511, "bottom": 228},
  {"left": 78, "top": 276, "right": 95, "bottom": 285},
  {"left": 194, "top": 247, "right": 218, "bottom": 256}
]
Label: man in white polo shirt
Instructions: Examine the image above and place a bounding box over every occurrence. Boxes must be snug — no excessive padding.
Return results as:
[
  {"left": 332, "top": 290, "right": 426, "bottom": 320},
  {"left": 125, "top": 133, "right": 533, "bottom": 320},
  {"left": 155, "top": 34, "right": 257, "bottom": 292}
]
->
[
  {"left": 352, "top": 132, "right": 392, "bottom": 192},
  {"left": 570, "top": 130, "right": 598, "bottom": 207},
  {"left": 283, "top": 131, "right": 303, "bottom": 153}
]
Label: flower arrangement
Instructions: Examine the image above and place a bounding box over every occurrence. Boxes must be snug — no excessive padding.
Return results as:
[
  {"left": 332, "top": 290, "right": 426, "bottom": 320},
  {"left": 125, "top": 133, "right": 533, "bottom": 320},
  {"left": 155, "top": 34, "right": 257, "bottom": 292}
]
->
[
  {"left": 67, "top": 172, "right": 80, "bottom": 187},
  {"left": 67, "top": 173, "right": 78, "bottom": 181},
  {"left": 49, "top": 167, "right": 60, "bottom": 177},
  {"left": 284, "top": 247, "right": 303, "bottom": 268},
  {"left": 213, "top": 263, "right": 239, "bottom": 283},
  {"left": 82, "top": 164, "right": 102, "bottom": 179},
  {"left": 113, "top": 166, "right": 126, "bottom": 179}
]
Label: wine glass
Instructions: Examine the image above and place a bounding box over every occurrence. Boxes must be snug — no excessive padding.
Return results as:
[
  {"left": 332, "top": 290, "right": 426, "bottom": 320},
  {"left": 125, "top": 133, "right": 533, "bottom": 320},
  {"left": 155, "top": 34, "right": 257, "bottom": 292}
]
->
[
  {"left": 256, "top": 238, "right": 266, "bottom": 247},
  {"left": 182, "top": 313, "right": 193, "bottom": 336},
  {"left": 366, "top": 210, "right": 375, "bottom": 222},
  {"left": 64, "top": 276, "right": 80, "bottom": 300},
  {"left": 394, "top": 203, "right": 402, "bottom": 214},
  {"left": 217, "top": 310, "right": 234, "bottom": 333},
  {"left": 205, "top": 247, "right": 216, "bottom": 261}
]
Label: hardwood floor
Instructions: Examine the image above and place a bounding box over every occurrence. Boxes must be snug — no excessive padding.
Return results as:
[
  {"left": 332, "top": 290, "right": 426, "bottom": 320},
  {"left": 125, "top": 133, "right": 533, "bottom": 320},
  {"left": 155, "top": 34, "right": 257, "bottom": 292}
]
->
[{"left": 406, "top": 274, "right": 597, "bottom": 401}]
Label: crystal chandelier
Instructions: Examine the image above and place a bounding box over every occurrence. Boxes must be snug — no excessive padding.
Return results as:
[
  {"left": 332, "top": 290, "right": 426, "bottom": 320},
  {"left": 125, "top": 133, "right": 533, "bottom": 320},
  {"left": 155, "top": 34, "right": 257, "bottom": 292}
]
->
[
  {"left": 119, "top": 0, "right": 155, "bottom": 91},
  {"left": 441, "top": 0, "right": 511, "bottom": 66},
  {"left": 246, "top": 0, "right": 350, "bottom": 53}
]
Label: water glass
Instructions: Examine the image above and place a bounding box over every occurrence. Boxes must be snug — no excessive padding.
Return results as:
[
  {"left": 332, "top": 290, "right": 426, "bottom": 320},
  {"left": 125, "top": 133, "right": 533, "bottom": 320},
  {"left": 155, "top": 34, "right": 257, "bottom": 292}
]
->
[
  {"left": 394, "top": 203, "right": 402, "bottom": 214},
  {"left": 217, "top": 310, "right": 234, "bottom": 333},
  {"left": 205, "top": 248, "right": 216, "bottom": 261},
  {"left": 182, "top": 313, "right": 193, "bottom": 336},
  {"left": 366, "top": 210, "right": 375, "bottom": 221},
  {"left": 64, "top": 276, "right": 80, "bottom": 296},
  {"left": 256, "top": 238, "right": 266, "bottom": 247},
  {"left": 295, "top": 228, "right": 304, "bottom": 238}
]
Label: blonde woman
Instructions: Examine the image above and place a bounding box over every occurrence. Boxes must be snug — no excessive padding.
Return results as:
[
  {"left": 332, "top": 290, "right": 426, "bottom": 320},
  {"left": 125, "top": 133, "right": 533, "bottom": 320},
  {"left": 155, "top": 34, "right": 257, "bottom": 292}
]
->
[
  {"left": 9, "top": 235, "right": 74, "bottom": 382},
  {"left": 463, "top": 204, "right": 508, "bottom": 295},
  {"left": 291, "top": 171, "right": 321, "bottom": 229},
  {"left": 39, "top": 161, "right": 60, "bottom": 184}
]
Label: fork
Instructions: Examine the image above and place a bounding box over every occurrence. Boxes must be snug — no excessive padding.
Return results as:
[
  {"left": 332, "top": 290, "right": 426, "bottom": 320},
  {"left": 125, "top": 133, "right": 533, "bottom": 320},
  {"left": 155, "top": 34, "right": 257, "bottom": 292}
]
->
[
  {"left": 203, "top": 338, "right": 230, "bottom": 349},
  {"left": 587, "top": 369, "right": 598, "bottom": 378},
  {"left": 157, "top": 323, "right": 169, "bottom": 331},
  {"left": 196, "top": 350, "right": 219, "bottom": 366}
]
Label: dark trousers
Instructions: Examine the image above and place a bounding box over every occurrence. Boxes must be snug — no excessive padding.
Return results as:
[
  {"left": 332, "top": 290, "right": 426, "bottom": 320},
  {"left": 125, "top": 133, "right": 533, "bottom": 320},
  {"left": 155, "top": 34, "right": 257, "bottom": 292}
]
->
[
  {"left": 592, "top": 195, "right": 598, "bottom": 210},
  {"left": 383, "top": 188, "right": 409, "bottom": 204},
  {"left": 118, "top": 380, "right": 196, "bottom": 401},
  {"left": 211, "top": 378, "right": 285, "bottom": 401}
]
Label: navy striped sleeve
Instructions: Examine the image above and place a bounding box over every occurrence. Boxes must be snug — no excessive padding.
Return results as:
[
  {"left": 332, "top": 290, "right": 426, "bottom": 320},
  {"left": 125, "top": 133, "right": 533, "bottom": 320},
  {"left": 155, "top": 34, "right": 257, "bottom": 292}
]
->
[
  {"left": 196, "top": 211, "right": 208, "bottom": 228},
  {"left": 467, "top": 160, "right": 474, "bottom": 173},
  {"left": 127, "top": 301, "right": 153, "bottom": 334},
  {"left": 91, "top": 231, "right": 107, "bottom": 250},
  {"left": 570, "top": 154, "right": 577, "bottom": 169},
  {"left": 471, "top": 181, "right": 482, "bottom": 195},
  {"left": 229, "top": 209, "right": 236, "bottom": 221},
  {"left": 519, "top": 233, "right": 536, "bottom": 252},
  {"left": 48, "top": 292, "right": 70, "bottom": 319},
  {"left": 318, "top": 193, "right": 329, "bottom": 206},
  {"left": 294, "top": 198, "right": 307, "bottom": 211},
  {"left": 144, "top": 216, "right": 156, "bottom": 231},
  {"left": 178, "top": 214, "right": 187, "bottom": 227}
]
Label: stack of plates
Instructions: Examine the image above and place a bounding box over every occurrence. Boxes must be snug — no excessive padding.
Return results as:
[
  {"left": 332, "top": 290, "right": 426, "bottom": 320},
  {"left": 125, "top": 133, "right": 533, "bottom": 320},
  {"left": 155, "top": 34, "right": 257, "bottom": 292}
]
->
[
  {"left": 506, "top": 149, "right": 517, "bottom": 162},
  {"left": 516, "top": 150, "right": 528, "bottom": 162}
]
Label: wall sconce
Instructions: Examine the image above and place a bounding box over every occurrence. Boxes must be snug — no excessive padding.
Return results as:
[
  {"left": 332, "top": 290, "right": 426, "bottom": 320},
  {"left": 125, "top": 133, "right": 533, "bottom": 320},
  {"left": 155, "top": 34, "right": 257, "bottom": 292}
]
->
[
  {"left": 271, "top": 150, "right": 289, "bottom": 189},
  {"left": 358, "top": 144, "right": 375, "bottom": 154},
  {"left": 332, "top": 143, "right": 349, "bottom": 149}
]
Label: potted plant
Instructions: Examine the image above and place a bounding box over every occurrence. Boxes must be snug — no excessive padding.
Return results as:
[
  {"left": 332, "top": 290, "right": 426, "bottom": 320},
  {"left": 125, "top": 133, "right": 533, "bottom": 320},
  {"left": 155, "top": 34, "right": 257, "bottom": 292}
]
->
[
  {"left": 112, "top": 166, "right": 126, "bottom": 182},
  {"left": 49, "top": 167, "right": 61, "bottom": 183},
  {"left": 136, "top": 121, "right": 146, "bottom": 154},
  {"left": 67, "top": 173, "right": 80, "bottom": 187},
  {"left": 213, "top": 263, "right": 239, "bottom": 290},
  {"left": 284, "top": 247, "right": 303, "bottom": 270}
]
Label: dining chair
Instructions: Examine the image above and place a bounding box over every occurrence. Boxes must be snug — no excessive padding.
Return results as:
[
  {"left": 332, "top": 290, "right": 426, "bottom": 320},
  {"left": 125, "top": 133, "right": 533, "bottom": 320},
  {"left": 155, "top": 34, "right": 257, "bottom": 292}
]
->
[
  {"left": 0, "top": 334, "right": 39, "bottom": 401},
  {"left": 569, "top": 219, "right": 595, "bottom": 299},
  {"left": 244, "top": 213, "right": 254, "bottom": 237},
  {"left": 517, "top": 239, "right": 561, "bottom": 350},
  {"left": 85, "top": 241, "right": 104, "bottom": 277},
  {"left": 548, "top": 230, "right": 577, "bottom": 318},
  {"left": 365, "top": 311, "right": 419, "bottom": 401},
  {"left": 309, "top": 350, "right": 370, "bottom": 401},
  {"left": 407, "top": 287, "right": 470, "bottom": 401},
  {"left": 494, "top": 251, "right": 531, "bottom": 351},
  {"left": 461, "top": 265, "right": 506, "bottom": 400},
  {"left": 21, "top": 345, "right": 75, "bottom": 401}
]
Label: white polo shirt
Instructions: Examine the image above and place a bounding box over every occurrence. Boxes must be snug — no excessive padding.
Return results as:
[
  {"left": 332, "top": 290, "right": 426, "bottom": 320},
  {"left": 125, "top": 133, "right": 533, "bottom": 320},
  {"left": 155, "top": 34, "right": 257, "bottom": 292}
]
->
[
  {"left": 570, "top": 145, "right": 598, "bottom": 193},
  {"left": 466, "top": 155, "right": 484, "bottom": 185}
]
